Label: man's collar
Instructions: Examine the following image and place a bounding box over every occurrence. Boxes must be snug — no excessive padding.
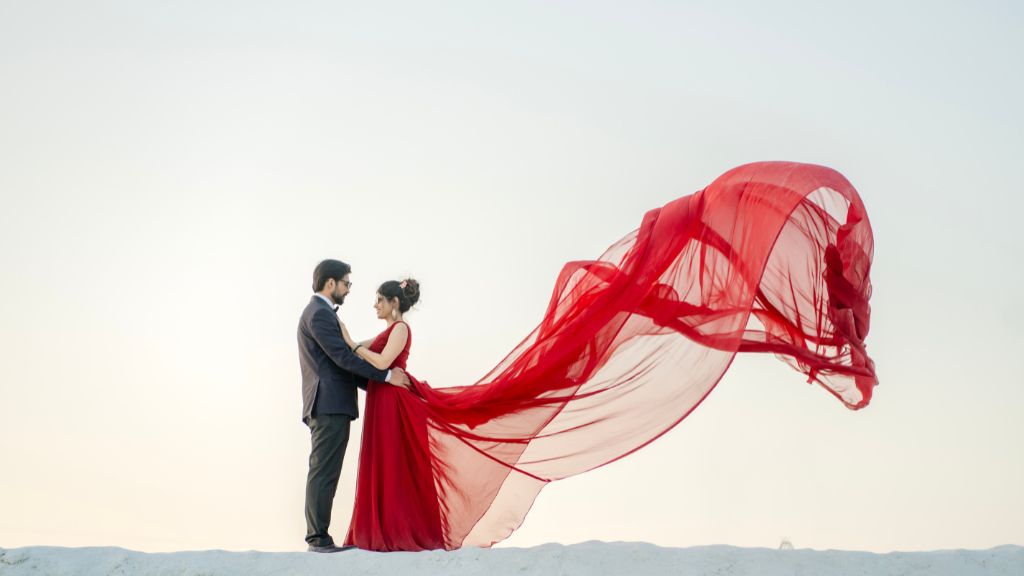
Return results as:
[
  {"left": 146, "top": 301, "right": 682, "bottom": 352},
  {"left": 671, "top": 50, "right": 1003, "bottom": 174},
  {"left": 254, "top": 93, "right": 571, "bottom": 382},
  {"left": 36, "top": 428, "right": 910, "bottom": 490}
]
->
[{"left": 314, "top": 293, "right": 338, "bottom": 311}]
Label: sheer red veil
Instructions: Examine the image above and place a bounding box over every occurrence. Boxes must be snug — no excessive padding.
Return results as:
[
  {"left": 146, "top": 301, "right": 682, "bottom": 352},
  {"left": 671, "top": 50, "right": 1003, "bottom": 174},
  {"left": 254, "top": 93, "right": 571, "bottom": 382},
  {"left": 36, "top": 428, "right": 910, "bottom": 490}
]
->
[{"left": 410, "top": 161, "right": 876, "bottom": 548}]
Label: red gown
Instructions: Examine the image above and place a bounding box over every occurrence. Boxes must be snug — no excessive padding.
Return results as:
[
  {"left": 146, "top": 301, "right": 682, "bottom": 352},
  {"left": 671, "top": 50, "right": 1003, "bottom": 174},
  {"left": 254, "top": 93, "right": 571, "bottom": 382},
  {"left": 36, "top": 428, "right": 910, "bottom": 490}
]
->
[
  {"left": 346, "top": 162, "right": 877, "bottom": 551},
  {"left": 345, "top": 321, "right": 445, "bottom": 551}
]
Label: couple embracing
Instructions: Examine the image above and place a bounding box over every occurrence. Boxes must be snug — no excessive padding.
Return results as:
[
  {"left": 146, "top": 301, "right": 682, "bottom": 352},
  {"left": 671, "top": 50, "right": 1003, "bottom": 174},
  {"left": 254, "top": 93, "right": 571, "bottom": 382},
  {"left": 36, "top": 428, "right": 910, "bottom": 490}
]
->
[{"left": 297, "top": 259, "right": 443, "bottom": 552}]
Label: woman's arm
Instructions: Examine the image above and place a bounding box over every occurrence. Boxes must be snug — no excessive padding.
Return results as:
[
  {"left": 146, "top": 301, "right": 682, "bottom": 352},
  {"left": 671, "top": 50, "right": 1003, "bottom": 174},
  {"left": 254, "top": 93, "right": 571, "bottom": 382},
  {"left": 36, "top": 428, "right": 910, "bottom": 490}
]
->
[
  {"left": 339, "top": 322, "right": 357, "bottom": 349},
  {"left": 356, "top": 323, "right": 409, "bottom": 371},
  {"left": 308, "top": 310, "right": 388, "bottom": 383}
]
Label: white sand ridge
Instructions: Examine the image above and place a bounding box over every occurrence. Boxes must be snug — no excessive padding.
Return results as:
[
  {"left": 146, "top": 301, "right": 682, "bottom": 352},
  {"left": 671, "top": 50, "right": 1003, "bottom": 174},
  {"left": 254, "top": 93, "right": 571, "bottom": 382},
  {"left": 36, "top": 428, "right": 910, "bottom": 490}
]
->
[{"left": 2, "top": 541, "right": 1022, "bottom": 575}]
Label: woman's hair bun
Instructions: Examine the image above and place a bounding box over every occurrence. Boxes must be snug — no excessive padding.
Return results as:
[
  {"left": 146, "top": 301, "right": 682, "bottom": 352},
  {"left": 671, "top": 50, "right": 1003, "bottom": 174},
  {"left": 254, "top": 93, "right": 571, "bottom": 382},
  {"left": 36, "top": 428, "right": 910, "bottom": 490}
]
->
[{"left": 401, "top": 278, "right": 420, "bottom": 307}]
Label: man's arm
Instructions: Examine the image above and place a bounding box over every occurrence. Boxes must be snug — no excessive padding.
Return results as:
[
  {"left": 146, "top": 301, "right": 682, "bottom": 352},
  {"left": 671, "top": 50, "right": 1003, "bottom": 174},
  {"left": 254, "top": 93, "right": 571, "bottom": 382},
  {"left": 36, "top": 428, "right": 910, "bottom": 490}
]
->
[
  {"left": 351, "top": 375, "right": 370, "bottom": 392},
  {"left": 309, "top": 308, "right": 389, "bottom": 382}
]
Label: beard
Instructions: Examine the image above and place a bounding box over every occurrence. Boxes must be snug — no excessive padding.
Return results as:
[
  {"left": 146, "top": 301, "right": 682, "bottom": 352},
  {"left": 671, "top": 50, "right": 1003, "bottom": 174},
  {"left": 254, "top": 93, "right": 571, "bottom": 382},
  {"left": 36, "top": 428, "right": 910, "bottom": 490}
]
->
[{"left": 330, "top": 287, "right": 347, "bottom": 305}]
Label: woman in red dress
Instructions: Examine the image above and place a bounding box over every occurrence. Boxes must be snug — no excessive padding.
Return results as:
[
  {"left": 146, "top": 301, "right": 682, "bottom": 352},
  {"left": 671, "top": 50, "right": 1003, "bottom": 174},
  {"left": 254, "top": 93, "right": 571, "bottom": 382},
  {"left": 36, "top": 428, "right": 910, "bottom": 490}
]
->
[{"left": 340, "top": 279, "right": 445, "bottom": 551}]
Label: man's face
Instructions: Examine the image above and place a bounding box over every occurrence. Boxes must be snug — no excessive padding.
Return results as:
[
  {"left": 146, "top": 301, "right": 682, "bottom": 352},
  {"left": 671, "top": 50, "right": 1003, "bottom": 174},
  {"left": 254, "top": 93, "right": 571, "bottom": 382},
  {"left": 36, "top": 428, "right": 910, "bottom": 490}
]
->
[{"left": 329, "top": 274, "right": 351, "bottom": 305}]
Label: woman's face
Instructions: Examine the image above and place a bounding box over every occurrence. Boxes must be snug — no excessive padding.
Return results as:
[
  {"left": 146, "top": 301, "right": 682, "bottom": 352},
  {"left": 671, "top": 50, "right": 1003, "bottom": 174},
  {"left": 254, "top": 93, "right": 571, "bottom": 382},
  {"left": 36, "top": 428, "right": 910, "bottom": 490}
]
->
[{"left": 374, "top": 292, "right": 400, "bottom": 320}]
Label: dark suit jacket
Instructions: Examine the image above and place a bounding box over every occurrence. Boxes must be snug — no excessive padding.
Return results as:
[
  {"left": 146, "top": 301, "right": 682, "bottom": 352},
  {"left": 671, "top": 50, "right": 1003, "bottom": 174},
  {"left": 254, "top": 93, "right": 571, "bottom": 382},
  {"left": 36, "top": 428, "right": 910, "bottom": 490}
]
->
[{"left": 298, "top": 295, "right": 388, "bottom": 422}]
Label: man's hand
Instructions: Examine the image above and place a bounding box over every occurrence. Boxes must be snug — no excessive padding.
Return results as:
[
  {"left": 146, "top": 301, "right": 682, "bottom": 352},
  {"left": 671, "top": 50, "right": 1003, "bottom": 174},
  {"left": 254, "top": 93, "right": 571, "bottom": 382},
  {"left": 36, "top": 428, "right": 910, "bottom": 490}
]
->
[{"left": 388, "top": 367, "right": 411, "bottom": 389}]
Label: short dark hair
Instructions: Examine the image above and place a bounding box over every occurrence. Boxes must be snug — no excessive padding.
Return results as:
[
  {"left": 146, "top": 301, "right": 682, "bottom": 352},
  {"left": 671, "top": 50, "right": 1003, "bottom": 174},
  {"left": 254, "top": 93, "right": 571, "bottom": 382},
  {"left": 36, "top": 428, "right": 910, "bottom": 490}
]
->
[{"left": 312, "top": 259, "right": 351, "bottom": 292}]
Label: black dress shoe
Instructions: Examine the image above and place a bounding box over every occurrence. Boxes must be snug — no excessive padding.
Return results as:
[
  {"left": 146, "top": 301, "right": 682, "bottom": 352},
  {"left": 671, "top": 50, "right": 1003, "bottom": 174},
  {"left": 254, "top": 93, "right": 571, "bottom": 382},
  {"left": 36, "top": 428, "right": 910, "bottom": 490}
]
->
[{"left": 307, "top": 544, "right": 355, "bottom": 553}]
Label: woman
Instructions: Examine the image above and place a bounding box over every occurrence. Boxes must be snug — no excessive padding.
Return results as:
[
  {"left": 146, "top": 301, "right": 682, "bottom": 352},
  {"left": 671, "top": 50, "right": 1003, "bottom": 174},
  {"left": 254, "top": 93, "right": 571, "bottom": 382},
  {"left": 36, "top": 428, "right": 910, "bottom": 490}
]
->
[{"left": 340, "top": 279, "right": 445, "bottom": 551}]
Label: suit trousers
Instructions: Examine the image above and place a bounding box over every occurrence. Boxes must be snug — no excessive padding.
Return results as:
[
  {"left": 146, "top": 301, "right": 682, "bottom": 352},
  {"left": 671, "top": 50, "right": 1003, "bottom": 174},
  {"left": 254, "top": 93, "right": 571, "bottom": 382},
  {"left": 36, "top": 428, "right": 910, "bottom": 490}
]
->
[{"left": 304, "top": 413, "right": 353, "bottom": 547}]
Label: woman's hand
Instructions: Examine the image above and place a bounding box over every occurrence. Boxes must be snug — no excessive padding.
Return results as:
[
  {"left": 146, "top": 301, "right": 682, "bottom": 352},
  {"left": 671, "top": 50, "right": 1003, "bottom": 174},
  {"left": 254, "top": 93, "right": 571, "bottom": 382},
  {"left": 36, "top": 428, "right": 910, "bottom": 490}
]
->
[{"left": 339, "top": 321, "right": 356, "bottom": 349}]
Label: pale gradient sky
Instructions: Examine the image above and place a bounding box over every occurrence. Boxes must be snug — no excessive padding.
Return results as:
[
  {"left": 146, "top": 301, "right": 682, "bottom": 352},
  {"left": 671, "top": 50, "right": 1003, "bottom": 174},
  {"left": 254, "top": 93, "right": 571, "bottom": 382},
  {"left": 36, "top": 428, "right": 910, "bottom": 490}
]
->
[{"left": 1, "top": 0, "right": 1022, "bottom": 553}]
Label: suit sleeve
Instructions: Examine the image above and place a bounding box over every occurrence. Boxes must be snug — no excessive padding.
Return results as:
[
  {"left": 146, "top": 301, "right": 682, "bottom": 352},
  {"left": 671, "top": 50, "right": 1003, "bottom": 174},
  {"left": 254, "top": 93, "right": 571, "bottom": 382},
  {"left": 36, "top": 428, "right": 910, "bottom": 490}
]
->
[
  {"left": 310, "top": 308, "right": 390, "bottom": 383},
  {"left": 351, "top": 375, "right": 370, "bottom": 392}
]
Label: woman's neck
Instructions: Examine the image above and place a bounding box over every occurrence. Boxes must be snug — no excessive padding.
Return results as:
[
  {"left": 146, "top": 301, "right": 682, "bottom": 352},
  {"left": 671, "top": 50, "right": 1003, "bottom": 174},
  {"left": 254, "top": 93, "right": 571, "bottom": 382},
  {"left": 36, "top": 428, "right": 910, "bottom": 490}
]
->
[{"left": 386, "top": 315, "right": 403, "bottom": 327}]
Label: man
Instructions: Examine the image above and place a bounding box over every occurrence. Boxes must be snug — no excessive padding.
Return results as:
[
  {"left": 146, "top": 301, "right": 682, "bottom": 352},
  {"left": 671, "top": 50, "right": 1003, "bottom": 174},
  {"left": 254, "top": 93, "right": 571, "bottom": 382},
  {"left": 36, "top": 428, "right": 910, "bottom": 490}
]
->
[{"left": 297, "top": 259, "right": 410, "bottom": 553}]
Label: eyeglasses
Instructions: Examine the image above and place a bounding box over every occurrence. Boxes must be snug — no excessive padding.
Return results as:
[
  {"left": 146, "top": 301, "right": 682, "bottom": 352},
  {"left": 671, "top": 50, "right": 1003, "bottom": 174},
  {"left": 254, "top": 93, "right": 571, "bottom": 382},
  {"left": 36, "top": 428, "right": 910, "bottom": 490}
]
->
[{"left": 340, "top": 279, "right": 352, "bottom": 289}]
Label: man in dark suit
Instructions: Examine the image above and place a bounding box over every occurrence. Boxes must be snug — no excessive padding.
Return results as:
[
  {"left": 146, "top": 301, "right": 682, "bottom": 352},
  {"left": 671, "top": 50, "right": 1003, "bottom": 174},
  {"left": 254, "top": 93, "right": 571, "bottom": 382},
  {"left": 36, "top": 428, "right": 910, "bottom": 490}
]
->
[{"left": 298, "top": 259, "right": 410, "bottom": 553}]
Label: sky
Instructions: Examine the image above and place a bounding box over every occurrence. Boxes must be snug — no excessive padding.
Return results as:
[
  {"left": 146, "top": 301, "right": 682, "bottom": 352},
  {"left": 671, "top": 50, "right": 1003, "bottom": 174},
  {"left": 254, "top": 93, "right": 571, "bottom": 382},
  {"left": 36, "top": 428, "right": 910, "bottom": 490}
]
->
[{"left": 1, "top": 0, "right": 1022, "bottom": 553}]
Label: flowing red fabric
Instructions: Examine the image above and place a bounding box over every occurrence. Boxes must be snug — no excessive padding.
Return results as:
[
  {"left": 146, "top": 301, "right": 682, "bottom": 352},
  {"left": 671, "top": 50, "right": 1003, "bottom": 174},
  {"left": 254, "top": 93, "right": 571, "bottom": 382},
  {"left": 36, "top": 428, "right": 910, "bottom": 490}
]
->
[{"left": 346, "top": 161, "right": 877, "bottom": 551}]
